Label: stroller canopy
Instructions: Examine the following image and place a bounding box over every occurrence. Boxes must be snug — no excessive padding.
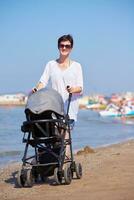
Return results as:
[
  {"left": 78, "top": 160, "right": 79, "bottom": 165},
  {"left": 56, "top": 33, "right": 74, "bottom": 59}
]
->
[{"left": 26, "top": 88, "right": 64, "bottom": 116}]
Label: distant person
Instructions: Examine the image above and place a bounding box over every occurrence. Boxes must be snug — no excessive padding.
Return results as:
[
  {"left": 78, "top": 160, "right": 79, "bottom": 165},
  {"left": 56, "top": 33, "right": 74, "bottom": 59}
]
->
[
  {"left": 32, "top": 34, "right": 83, "bottom": 157},
  {"left": 32, "top": 34, "right": 83, "bottom": 122}
]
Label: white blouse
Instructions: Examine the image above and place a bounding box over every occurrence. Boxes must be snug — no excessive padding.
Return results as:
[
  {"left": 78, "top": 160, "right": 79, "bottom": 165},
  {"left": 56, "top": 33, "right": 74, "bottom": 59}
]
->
[{"left": 39, "top": 60, "right": 83, "bottom": 121}]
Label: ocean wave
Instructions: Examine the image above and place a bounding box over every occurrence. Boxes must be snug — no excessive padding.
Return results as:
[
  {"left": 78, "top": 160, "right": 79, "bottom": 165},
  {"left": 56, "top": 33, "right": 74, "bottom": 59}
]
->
[{"left": 0, "top": 150, "right": 22, "bottom": 157}]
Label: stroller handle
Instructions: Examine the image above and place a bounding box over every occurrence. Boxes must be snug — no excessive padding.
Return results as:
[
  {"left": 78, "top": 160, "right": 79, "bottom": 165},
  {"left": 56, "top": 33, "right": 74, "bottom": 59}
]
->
[{"left": 66, "top": 86, "right": 72, "bottom": 118}]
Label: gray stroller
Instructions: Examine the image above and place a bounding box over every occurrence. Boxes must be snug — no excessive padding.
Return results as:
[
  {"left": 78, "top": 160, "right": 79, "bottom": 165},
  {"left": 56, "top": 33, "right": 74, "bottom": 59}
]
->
[{"left": 16, "top": 88, "right": 82, "bottom": 187}]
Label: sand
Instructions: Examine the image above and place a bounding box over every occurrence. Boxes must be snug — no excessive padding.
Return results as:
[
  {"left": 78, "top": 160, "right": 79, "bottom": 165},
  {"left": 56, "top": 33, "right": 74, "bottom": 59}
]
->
[{"left": 0, "top": 140, "right": 134, "bottom": 200}]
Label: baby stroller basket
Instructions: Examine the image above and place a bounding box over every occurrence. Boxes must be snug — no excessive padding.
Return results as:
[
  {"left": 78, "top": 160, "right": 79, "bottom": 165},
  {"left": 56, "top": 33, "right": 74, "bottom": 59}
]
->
[{"left": 22, "top": 109, "right": 66, "bottom": 138}]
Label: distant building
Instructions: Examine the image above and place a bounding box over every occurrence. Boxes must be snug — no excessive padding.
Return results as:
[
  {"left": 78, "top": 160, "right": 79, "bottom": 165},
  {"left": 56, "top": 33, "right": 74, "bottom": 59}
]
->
[
  {"left": 0, "top": 93, "right": 27, "bottom": 105},
  {"left": 78, "top": 96, "right": 90, "bottom": 108}
]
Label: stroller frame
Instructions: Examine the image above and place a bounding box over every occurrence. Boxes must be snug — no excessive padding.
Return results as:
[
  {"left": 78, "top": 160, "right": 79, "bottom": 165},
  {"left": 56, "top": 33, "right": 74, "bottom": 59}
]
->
[{"left": 16, "top": 93, "right": 82, "bottom": 187}]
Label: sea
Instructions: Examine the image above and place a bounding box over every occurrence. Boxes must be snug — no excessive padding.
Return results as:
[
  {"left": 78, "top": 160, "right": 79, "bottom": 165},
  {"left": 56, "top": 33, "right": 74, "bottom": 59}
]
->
[{"left": 0, "top": 106, "right": 134, "bottom": 167}]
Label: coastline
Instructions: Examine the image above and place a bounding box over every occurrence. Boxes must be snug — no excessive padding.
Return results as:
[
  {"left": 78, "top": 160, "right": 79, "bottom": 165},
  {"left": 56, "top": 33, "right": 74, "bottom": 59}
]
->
[{"left": 0, "top": 139, "right": 134, "bottom": 200}]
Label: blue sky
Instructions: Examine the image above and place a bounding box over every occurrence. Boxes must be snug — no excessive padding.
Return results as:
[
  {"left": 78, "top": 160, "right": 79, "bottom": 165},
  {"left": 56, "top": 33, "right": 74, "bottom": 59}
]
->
[{"left": 0, "top": 0, "right": 134, "bottom": 95}]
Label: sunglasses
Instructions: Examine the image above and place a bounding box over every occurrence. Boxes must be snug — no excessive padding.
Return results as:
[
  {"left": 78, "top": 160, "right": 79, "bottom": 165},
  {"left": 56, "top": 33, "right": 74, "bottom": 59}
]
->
[{"left": 59, "top": 44, "right": 72, "bottom": 49}]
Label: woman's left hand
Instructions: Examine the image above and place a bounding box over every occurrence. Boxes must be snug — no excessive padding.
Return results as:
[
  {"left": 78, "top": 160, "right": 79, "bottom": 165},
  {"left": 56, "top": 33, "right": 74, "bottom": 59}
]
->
[
  {"left": 66, "top": 86, "right": 73, "bottom": 93},
  {"left": 66, "top": 86, "right": 82, "bottom": 94}
]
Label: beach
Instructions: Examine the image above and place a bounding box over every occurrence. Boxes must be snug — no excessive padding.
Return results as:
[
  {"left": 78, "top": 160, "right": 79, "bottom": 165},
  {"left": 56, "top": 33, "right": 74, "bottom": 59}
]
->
[{"left": 0, "top": 139, "right": 134, "bottom": 200}]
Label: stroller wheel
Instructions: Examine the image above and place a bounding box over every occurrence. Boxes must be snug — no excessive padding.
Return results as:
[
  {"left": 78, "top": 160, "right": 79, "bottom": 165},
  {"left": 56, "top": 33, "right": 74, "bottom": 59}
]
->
[
  {"left": 70, "top": 163, "right": 75, "bottom": 178},
  {"left": 64, "top": 163, "right": 72, "bottom": 185},
  {"left": 75, "top": 162, "right": 82, "bottom": 179},
  {"left": 32, "top": 168, "right": 39, "bottom": 183},
  {"left": 16, "top": 169, "right": 26, "bottom": 187},
  {"left": 25, "top": 169, "right": 34, "bottom": 187},
  {"left": 40, "top": 174, "right": 47, "bottom": 182},
  {"left": 54, "top": 168, "right": 62, "bottom": 185}
]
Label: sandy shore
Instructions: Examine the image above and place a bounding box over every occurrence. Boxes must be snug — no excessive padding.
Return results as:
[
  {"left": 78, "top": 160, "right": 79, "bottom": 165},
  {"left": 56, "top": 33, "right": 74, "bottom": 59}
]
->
[{"left": 0, "top": 140, "right": 134, "bottom": 200}]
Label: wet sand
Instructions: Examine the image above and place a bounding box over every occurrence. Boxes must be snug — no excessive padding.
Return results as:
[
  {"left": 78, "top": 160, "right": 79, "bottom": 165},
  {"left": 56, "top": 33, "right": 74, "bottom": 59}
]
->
[{"left": 0, "top": 139, "right": 134, "bottom": 200}]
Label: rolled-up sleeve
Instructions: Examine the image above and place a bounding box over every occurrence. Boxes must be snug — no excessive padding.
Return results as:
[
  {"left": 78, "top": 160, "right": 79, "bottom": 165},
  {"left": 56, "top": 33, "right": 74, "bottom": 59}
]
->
[
  {"left": 77, "top": 64, "right": 83, "bottom": 91},
  {"left": 39, "top": 62, "right": 50, "bottom": 86}
]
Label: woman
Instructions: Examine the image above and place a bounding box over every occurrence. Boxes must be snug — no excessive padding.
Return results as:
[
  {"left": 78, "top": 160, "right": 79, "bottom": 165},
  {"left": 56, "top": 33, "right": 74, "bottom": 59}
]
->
[
  {"left": 33, "top": 34, "right": 83, "bottom": 122},
  {"left": 33, "top": 34, "right": 83, "bottom": 157}
]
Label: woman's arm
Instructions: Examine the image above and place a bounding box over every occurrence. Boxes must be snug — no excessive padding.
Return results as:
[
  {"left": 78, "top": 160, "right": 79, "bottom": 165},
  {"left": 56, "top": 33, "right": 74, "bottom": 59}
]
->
[
  {"left": 67, "top": 63, "right": 83, "bottom": 94},
  {"left": 32, "top": 62, "right": 50, "bottom": 93},
  {"left": 32, "top": 82, "right": 44, "bottom": 92}
]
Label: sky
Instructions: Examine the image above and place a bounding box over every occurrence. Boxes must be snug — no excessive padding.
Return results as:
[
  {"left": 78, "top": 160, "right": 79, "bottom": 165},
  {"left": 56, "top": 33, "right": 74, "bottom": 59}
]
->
[{"left": 0, "top": 0, "right": 134, "bottom": 95}]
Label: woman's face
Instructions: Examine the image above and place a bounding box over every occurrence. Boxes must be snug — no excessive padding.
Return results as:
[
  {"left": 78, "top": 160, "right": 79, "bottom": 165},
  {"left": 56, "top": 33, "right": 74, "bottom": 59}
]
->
[{"left": 58, "top": 40, "right": 72, "bottom": 56}]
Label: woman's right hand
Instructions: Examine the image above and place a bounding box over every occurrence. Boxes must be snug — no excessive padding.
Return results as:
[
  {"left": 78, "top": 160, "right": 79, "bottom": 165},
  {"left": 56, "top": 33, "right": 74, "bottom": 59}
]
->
[
  {"left": 32, "top": 87, "right": 38, "bottom": 93},
  {"left": 28, "top": 88, "right": 37, "bottom": 96}
]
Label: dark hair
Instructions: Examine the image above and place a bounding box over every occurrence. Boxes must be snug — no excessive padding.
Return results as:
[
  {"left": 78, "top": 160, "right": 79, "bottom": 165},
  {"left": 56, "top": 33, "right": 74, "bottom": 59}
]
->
[{"left": 58, "top": 34, "right": 74, "bottom": 48}]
